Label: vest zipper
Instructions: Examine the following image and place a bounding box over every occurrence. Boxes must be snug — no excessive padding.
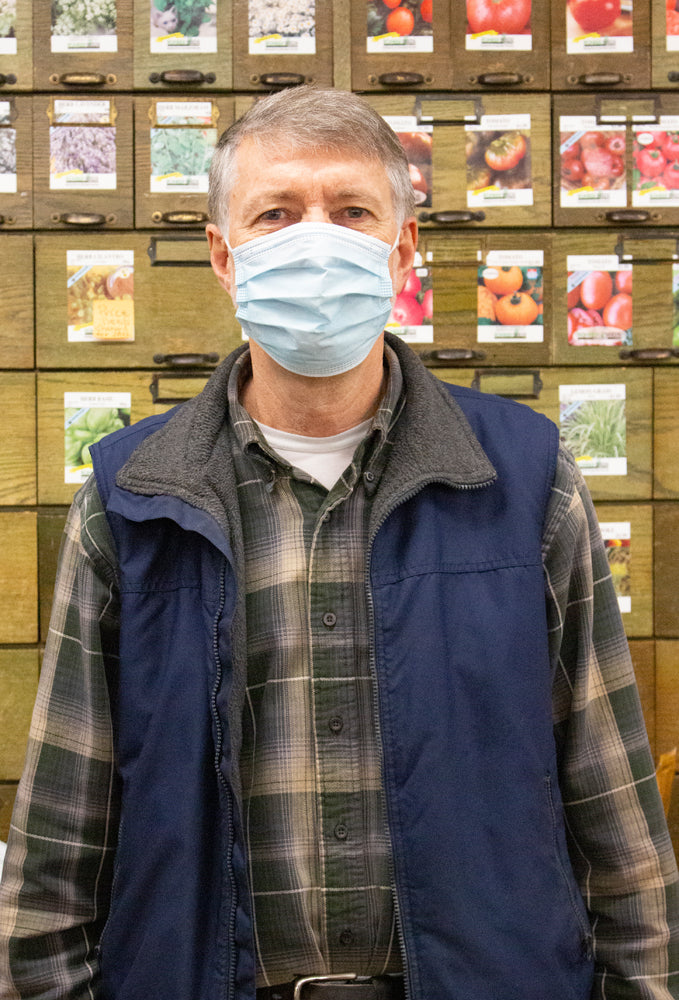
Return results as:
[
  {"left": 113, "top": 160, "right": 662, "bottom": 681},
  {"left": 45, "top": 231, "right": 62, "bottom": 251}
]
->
[
  {"left": 365, "top": 475, "right": 494, "bottom": 1000},
  {"left": 210, "top": 565, "right": 239, "bottom": 1000}
]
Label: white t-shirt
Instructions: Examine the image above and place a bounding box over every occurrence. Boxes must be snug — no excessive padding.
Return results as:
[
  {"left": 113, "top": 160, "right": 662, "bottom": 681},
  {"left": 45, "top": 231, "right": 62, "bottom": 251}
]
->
[{"left": 254, "top": 418, "right": 372, "bottom": 491}]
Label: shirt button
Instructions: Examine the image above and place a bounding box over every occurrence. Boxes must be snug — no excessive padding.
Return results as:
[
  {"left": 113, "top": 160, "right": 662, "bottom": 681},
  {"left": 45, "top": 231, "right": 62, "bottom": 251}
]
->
[
  {"left": 322, "top": 611, "right": 337, "bottom": 628},
  {"left": 364, "top": 470, "right": 375, "bottom": 484},
  {"left": 334, "top": 823, "right": 348, "bottom": 840},
  {"left": 328, "top": 716, "right": 344, "bottom": 734},
  {"left": 339, "top": 929, "right": 355, "bottom": 947}
]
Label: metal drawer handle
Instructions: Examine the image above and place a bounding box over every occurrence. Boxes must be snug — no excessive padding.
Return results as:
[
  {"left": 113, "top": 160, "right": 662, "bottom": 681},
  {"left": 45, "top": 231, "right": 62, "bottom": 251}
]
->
[
  {"left": 477, "top": 72, "right": 523, "bottom": 86},
  {"left": 57, "top": 212, "right": 107, "bottom": 227},
  {"left": 149, "top": 70, "right": 216, "bottom": 85},
  {"left": 605, "top": 209, "right": 650, "bottom": 224},
  {"left": 619, "top": 348, "right": 679, "bottom": 361},
  {"left": 0, "top": 73, "right": 17, "bottom": 86},
  {"left": 578, "top": 72, "right": 623, "bottom": 86},
  {"left": 151, "top": 211, "right": 208, "bottom": 225},
  {"left": 418, "top": 348, "right": 486, "bottom": 366},
  {"left": 378, "top": 72, "right": 424, "bottom": 86},
  {"left": 259, "top": 73, "right": 306, "bottom": 87},
  {"left": 53, "top": 72, "right": 114, "bottom": 86},
  {"left": 153, "top": 353, "right": 219, "bottom": 367},
  {"left": 419, "top": 210, "right": 486, "bottom": 224}
]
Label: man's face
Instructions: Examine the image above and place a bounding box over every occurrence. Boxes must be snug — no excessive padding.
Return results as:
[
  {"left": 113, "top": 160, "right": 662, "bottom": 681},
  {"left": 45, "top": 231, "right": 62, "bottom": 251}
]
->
[{"left": 206, "top": 136, "right": 417, "bottom": 302}]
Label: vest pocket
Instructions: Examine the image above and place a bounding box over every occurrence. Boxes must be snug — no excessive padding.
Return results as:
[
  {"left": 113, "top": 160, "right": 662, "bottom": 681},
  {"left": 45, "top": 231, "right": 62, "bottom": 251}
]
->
[{"left": 544, "top": 772, "right": 594, "bottom": 962}]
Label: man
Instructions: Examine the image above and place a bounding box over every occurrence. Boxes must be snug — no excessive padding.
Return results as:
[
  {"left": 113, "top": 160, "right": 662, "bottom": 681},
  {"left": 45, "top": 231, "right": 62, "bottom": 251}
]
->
[{"left": 1, "top": 86, "right": 678, "bottom": 1000}]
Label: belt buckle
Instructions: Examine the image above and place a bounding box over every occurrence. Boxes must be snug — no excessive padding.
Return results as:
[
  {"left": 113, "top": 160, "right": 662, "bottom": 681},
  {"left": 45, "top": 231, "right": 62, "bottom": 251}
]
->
[{"left": 293, "top": 974, "right": 359, "bottom": 1000}]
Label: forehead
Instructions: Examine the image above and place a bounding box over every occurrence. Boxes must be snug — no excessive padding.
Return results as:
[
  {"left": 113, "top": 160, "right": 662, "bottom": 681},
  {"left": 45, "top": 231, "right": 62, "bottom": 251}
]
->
[{"left": 230, "top": 136, "right": 393, "bottom": 203}]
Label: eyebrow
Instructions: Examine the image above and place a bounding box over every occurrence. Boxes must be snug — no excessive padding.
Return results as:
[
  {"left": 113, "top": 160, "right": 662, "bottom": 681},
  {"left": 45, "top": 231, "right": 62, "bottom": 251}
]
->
[{"left": 241, "top": 186, "right": 384, "bottom": 213}]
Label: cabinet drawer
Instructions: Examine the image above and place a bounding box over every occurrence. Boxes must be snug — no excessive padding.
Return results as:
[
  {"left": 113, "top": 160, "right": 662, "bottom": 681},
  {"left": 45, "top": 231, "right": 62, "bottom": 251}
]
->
[
  {"left": 134, "top": 0, "right": 232, "bottom": 92},
  {"left": 409, "top": 230, "right": 552, "bottom": 368},
  {"left": 595, "top": 502, "right": 653, "bottom": 636},
  {"left": 365, "top": 92, "right": 552, "bottom": 229},
  {"left": 32, "top": 0, "right": 133, "bottom": 91},
  {"left": 654, "top": 503, "right": 679, "bottom": 635},
  {"left": 0, "top": 648, "right": 39, "bottom": 781},
  {"left": 553, "top": 93, "right": 679, "bottom": 228},
  {"left": 351, "top": 0, "right": 451, "bottom": 91},
  {"left": 628, "top": 639, "right": 656, "bottom": 753},
  {"left": 0, "top": 510, "right": 37, "bottom": 642},
  {"left": 0, "top": 94, "right": 32, "bottom": 229},
  {"left": 0, "top": 372, "right": 36, "bottom": 505},
  {"left": 451, "top": 0, "right": 550, "bottom": 91},
  {"left": 0, "top": 0, "right": 32, "bottom": 91},
  {"left": 32, "top": 93, "right": 133, "bottom": 230},
  {"left": 652, "top": 0, "right": 679, "bottom": 89},
  {"left": 0, "top": 233, "right": 34, "bottom": 367},
  {"left": 655, "top": 639, "right": 679, "bottom": 754},
  {"left": 134, "top": 94, "right": 233, "bottom": 228},
  {"left": 37, "top": 369, "right": 210, "bottom": 504},
  {"left": 35, "top": 230, "right": 240, "bottom": 368},
  {"left": 434, "top": 366, "right": 653, "bottom": 500},
  {"left": 37, "top": 507, "right": 68, "bottom": 642},
  {"left": 654, "top": 369, "right": 679, "bottom": 498},
  {"left": 232, "top": 0, "right": 333, "bottom": 90},
  {"left": 551, "top": 230, "right": 678, "bottom": 365},
  {"left": 551, "top": 0, "right": 650, "bottom": 91}
]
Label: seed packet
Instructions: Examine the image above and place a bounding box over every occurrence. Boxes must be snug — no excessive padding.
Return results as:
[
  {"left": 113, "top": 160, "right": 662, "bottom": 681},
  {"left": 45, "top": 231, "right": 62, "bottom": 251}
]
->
[
  {"left": 566, "top": 0, "right": 633, "bottom": 54},
  {"left": 64, "top": 391, "right": 131, "bottom": 483},
  {"left": 51, "top": 0, "right": 117, "bottom": 52},
  {"left": 599, "top": 520, "right": 631, "bottom": 614},
  {"left": 385, "top": 251, "right": 433, "bottom": 343},
  {"left": 559, "top": 383, "right": 627, "bottom": 476},
  {"left": 49, "top": 99, "right": 116, "bottom": 191},
  {"left": 466, "top": 114, "right": 532, "bottom": 208},
  {"left": 0, "top": 101, "right": 16, "bottom": 193},
  {"left": 560, "top": 117, "right": 626, "bottom": 209},
  {"left": 383, "top": 116, "right": 433, "bottom": 209},
  {"left": 248, "top": 0, "right": 316, "bottom": 54},
  {"left": 567, "top": 255, "right": 632, "bottom": 347},
  {"left": 477, "top": 250, "right": 543, "bottom": 343},
  {"left": 151, "top": 101, "right": 217, "bottom": 193},
  {"left": 465, "top": 0, "right": 531, "bottom": 51},
  {"left": 633, "top": 119, "right": 679, "bottom": 206},
  {"left": 67, "top": 250, "right": 134, "bottom": 343},
  {"left": 367, "top": 0, "right": 433, "bottom": 54},
  {"left": 150, "top": 0, "right": 217, "bottom": 53},
  {"left": 0, "top": 0, "right": 16, "bottom": 55}
]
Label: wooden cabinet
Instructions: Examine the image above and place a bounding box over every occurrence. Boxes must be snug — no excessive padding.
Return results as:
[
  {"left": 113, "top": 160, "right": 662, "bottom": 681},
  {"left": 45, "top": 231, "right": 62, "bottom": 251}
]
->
[
  {"left": 133, "top": 0, "right": 232, "bottom": 92},
  {"left": 32, "top": 93, "right": 133, "bottom": 230},
  {"left": 32, "top": 0, "right": 133, "bottom": 91},
  {"left": 34, "top": 230, "right": 240, "bottom": 368},
  {"left": 550, "top": 0, "right": 651, "bottom": 91},
  {"left": 0, "top": 234, "right": 34, "bottom": 366},
  {"left": 231, "top": 0, "right": 333, "bottom": 90},
  {"left": 0, "top": 511, "right": 37, "bottom": 643},
  {"left": 0, "top": 373, "right": 36, "bottom": 505},
  {"left": 0, "top": 648, "right": 38, "bottom": 779},
  {"left": 351, "top": 0, "right": 451, "bottom": 91}
]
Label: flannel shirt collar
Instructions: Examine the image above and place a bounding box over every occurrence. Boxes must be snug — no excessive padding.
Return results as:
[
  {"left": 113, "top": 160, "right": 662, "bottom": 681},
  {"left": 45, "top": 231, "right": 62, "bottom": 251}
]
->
[{"left": 227, "top": 345, "right": 405, "bottom": 494}]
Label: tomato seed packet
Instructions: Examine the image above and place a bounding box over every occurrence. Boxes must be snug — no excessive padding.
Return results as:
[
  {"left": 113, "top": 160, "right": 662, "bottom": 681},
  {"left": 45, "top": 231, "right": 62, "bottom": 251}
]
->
[
  {"left": 477, "top": 250, "right": 543, "bottom": 343},
  {"left": 465, "top": 0, "right": 532, "bottom": 50},
  {"left": 560, "top": 117, "right": 626, "bottom": 209},
  {"left": 367, "top": 0, "right": 433, "bottom": 53},
  {"left": 668, "top": 0, "right": 679, "bottom": 49},
  {"left": 385, "top": 251, "right": 433, "bottom": 343},
  {"left": 466, "top": 114, "right": 532, "bottom": 207},
  {"left": 566, "top": 0, "right": 633, "bottom": 54},
  {"left": 633, "top": 121, "right": 679, "bottom": 206},
  {"left": 384, "top": 116, "right": 433, "bottom": 209},
  {"left": 567, "top": 255, "right": 632, "bottom": 348}
]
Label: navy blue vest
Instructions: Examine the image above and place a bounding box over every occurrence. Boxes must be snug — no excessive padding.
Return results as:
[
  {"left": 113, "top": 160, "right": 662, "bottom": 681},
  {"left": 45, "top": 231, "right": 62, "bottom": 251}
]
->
[{"left": 91, "top": 380, "right": 594, "bottom": 1000}]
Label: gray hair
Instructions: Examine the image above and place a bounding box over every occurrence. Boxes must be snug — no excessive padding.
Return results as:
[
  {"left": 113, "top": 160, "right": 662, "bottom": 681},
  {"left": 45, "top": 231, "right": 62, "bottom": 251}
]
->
[{"left": 207, "top": 86, "right": 416, "bottom": 235}]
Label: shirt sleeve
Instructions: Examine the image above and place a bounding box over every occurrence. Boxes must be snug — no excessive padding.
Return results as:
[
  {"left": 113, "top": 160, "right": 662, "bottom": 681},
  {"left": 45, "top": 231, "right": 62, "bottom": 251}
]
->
[
  {"left": 0, "top": 475, "right": 120, "bottom": 1000},
  {"left": 545, "top": 443, "right": 679, "bottom": 1000}
]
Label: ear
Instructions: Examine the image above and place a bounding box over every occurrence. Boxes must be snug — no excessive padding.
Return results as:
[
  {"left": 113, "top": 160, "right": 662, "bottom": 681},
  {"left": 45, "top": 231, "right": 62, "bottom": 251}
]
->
[
  {"left": 391, "top": 217, "right": 419, "bottom": 295},
  {"left": 206, "top": 223, "right": 236, "bottom": 299}
]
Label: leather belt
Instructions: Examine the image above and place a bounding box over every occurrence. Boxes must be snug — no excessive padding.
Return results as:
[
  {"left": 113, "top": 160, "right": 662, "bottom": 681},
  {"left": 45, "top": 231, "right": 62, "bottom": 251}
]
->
[{"left": 256, "top": 973, "right": 406, "bottom": 1000}]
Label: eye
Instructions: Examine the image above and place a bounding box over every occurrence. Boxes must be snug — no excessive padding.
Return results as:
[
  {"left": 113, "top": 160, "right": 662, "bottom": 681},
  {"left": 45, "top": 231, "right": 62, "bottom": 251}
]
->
[
  {"left": 258, "top": 208, "right": 286, "bottom": 223},
  {"left": 344, "top": 207, "right": 369, "bottom": 219}
]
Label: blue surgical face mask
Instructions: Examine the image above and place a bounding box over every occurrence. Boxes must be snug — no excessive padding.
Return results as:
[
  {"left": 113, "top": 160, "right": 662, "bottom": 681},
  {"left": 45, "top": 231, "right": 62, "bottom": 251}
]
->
[{"left": 227, "top": 222, "right": 398, "bottom": 378}]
